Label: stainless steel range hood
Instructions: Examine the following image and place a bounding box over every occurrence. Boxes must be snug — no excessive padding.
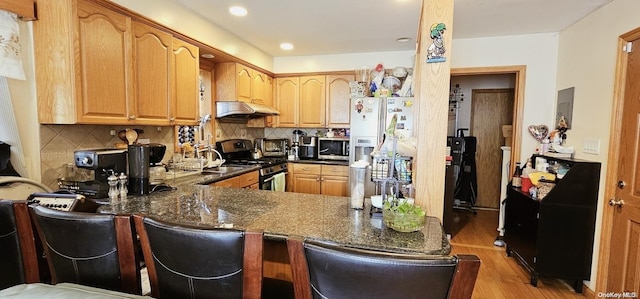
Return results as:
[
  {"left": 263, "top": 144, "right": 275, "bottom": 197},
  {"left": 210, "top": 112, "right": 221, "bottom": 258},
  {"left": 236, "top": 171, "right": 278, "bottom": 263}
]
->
[{"left": 216, "top": 101, "right": 280, "bottom": 120}]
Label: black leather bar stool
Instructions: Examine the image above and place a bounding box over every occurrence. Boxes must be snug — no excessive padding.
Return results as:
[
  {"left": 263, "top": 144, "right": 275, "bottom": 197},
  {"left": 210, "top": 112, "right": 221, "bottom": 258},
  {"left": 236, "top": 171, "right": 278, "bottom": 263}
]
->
[
  {"left": 133, "top": 214, "right": 264, "bottom": 299},
  {"left": 287, "top": 236, "right": 481, "bottom": 299},
  {"left": 30, "top": 205, "right": 141, "bottom": 295},
  {"left": 0, "top": 200, "right": 40, "bottom": 289}
]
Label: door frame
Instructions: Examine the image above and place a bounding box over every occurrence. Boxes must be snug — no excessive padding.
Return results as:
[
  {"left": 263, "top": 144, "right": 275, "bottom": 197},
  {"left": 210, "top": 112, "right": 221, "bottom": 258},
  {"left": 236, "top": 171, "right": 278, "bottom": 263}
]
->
[
  {"left": 594, "top": 28, "right": 640, "bottom": 293},
  {"left": 451, "top": 66, "right": 526, "bottom": 174}
]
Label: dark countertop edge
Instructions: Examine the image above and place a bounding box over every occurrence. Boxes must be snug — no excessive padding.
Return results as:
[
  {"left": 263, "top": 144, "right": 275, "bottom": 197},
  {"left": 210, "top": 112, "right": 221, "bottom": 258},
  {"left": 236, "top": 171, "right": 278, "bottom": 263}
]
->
[
  {"left": 288, "top": 159, "right": 349, "bottom": 166},
  {"left": 163, "top": 165, "right": 262, "bottom": 186},
  {"left": 263, "top": 229, "right": 450, "bottom": 256}
]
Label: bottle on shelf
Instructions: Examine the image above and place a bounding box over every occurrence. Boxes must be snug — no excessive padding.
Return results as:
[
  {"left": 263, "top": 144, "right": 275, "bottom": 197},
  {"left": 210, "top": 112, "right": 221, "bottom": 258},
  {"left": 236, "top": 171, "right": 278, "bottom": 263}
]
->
[{"left": 511, "top": 162, "right": 522, "bottom": 188}]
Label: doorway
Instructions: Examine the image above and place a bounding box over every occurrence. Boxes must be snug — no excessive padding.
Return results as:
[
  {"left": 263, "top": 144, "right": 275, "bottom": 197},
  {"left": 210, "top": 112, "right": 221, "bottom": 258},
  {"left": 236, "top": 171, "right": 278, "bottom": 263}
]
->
[
  {"left": 596, "top": 28, "right": 640, "bottom": 293},
  {"left": 471, "top": 88, "right": 514, "bottom": 208},
  {"left": 448, "top": 66, "right": 525, "bottom": 242}
]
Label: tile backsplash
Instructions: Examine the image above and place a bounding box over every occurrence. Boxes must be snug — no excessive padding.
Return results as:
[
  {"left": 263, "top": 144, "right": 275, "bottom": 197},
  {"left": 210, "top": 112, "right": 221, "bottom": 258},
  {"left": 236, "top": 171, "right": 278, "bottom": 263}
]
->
[
  {"left": 40, "top": 124, "right": 175, "bottom": 189},
  {"left": 39, "top": 122, "right": 345, "bottom": 190}
]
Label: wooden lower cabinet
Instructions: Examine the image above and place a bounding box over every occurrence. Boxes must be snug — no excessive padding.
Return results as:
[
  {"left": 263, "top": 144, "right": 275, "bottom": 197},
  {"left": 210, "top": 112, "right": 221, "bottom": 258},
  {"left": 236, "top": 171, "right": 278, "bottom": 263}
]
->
[
  {"left": 211, "top": 171, "right": 259, "bottom": 189},
  {"left": 291, "top": 163, "right": 348, "bottom": 196},
  {"left": 320, "top": 175, "right": 348, "bottom": 196}
]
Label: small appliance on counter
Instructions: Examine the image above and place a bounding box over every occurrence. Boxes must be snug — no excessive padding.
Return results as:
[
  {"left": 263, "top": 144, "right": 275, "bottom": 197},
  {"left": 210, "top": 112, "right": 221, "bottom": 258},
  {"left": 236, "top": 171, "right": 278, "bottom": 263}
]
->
[
  {"left": 318, "top": 137, "right": 350, "bottom": 161},
  {"left": 291, "top": 129, "right": 305, "bottom": 160},
  {"left": 60, "top": 149, "right": 128, "bottom": 198},
  {"left": 255, "top": 138, "right": 289, "bottom": 157},
  {"left": 298, "top": 136, "right": 317, "bottom": 160}
]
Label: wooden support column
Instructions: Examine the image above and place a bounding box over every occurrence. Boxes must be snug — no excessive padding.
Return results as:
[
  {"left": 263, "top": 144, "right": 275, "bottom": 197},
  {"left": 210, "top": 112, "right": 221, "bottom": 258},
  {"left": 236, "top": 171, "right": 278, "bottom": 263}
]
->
[{"left": 413, "top": 0, "right": 453, "bottom": 220}]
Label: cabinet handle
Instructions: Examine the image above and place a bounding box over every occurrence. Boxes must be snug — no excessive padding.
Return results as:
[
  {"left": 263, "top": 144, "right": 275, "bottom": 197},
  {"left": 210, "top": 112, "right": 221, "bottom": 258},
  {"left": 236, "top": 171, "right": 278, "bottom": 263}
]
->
[
  {"left": 609, "top": 199, "right": 625, "bottom": 207},
  {"left": 169, "top": 117, "right": 175, "bottom": 121},
  {"left": 128, "top": 115, "right": 136, "bottom": 120}
]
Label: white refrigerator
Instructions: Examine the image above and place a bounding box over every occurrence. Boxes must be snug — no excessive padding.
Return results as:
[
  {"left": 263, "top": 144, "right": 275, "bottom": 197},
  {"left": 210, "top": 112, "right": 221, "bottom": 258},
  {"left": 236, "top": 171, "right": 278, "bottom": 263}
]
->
[{"left": 348, "top": 97, "right": 415, "bottom": 197}]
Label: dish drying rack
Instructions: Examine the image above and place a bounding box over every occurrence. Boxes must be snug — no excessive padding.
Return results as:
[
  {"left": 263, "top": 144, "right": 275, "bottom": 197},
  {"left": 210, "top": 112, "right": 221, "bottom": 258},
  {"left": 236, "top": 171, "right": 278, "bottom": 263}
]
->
[{"left": 371, "top": 137, "right": 413, "bottom": 213}]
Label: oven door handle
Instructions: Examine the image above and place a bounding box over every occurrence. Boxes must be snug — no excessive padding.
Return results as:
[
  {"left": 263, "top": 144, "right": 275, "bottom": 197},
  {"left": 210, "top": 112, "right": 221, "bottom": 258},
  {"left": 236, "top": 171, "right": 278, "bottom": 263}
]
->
[{"left": 263, "top": 172, "right": 288, "bottom": 183}]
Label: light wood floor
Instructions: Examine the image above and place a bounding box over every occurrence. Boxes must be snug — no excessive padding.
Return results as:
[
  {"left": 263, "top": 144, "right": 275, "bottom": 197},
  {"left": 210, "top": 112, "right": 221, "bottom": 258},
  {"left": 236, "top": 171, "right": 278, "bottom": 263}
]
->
[{"left": 449, "top": 209, "right": 587, "bottom": 299}]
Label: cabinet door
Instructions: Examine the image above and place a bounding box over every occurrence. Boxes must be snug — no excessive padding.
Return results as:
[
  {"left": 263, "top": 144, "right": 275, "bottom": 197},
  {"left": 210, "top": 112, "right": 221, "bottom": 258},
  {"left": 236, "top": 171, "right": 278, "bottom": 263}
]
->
[
  {"left": 237, "top": 171, "right": 259, "bottom": 188},
  {"left": 326, "top": 74, "right": 353, "bottom": 128},
  {"left": 237, "top": 64, "right": 253, "bottom": 103},
  {"left": 212, "top": 177, "right": 239, "bottom": 188},
  {"left": 251, "top": 70, "right": 268, "bottom": 105},
  {"left": 299, "top": 76, "right": 325, "bottom": 128},
  {"left": 172, "top": 38, "right": 199, "bottom": 125},
  {"left": 293, "top": 174, "right": 321, "bottom": 194},
  {"left": 76, "top": 0, "right": 132, "bottom": 124},
  {"left": 265, "top": 75, "right": 275, "bottom": 127},
  {"left": 276, "top": 77, "right": 299, "bottom": 127},
  {"left": 132, "top": 21, "right": 172, "bottom": 125},
  {"left": 321, "top": 175, "right": 348, "bottom": 196}
]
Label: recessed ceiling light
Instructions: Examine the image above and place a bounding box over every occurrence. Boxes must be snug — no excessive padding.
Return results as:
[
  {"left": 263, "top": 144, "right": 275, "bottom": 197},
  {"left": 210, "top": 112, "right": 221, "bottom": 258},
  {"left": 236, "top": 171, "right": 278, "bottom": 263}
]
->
[
  {"left": 280, "top": 43, "right": 294, "bottom": 51},
  {"left": 229, "top": 6, "right": 247, "bottom": 17},
  {"left": 396, "top": 37, "right": 412, "bottom": 43},
  {"left": 201, "top": 53, "right": 215, "bottom": 59}
]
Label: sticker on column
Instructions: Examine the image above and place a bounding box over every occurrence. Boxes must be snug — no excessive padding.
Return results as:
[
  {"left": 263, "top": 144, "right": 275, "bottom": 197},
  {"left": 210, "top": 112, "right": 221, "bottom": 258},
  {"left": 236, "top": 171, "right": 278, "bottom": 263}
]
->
[{"left": 427, "top": 23, "right": 447, "bottom": 63}]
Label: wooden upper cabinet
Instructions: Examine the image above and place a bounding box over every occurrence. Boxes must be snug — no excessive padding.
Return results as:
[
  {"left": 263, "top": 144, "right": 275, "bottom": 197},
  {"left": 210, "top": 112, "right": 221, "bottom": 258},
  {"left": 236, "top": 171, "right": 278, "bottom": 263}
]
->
[
  {"left": 0, "top": 0, "right": 36, "bottom": 20},
  {"left": 76, "top": 0, "right": 132, "bottom": 124},
  {"left": 172, "top": 38, "right": 200, "bottom": 125},
  {"left": 215, "top": 62, "right": 252, "bottom": 103},
  {"left": 215, "top": 62, "right": 274, "bottom": 108},
  {"left": 275, "top": 77, "right": 299, "bottom": 127},
  {"left": 132, "top": 21, "right": 172, "bottom": 125},
  {"left": 35, "top": 0, "right": 201, "bottom": 126},
  {"left": 326, "top": 74, "right": 354, "bottom": 128},
  {"left": 299, "top": 75, "right": 325, "bottom": 128}
]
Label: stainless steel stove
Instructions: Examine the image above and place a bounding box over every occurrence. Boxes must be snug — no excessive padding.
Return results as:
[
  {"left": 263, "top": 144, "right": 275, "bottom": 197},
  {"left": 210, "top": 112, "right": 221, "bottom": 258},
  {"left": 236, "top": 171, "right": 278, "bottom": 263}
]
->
[{"left": 215, "top": 139, "right": 288, "bottom": 190}]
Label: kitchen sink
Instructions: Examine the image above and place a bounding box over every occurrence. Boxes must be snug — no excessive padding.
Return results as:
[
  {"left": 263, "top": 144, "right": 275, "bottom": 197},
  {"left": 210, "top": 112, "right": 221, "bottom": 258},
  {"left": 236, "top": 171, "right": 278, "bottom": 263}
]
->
[{"left": 201, "top": 166, "right": 248, "bottom": 174}]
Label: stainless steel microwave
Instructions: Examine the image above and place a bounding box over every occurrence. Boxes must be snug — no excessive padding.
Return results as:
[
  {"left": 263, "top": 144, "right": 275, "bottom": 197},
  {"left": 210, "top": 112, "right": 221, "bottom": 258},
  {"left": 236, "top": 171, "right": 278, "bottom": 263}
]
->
[{"left": 318, "top": 137, "right": 349, "bottom": 161}]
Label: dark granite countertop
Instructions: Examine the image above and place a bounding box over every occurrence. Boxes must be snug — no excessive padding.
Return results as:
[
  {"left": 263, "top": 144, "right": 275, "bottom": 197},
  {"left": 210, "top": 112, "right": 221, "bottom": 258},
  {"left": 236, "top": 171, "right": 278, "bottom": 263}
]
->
[
  {"left": 99, "top": 183, "right": 449, "bottom": 256},
  {"left": 163, "top": 165, "right": 261, "bottom": 186}
]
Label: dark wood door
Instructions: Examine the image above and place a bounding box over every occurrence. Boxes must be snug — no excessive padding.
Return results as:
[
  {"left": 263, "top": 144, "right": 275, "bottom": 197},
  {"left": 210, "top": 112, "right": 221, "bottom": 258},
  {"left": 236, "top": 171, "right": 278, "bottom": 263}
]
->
[
  {"left": 607, "top": 38, "right": 640, "bottom": 293},
  {"left": 471, "top": 89, "right": 514, "bottom": 208}
]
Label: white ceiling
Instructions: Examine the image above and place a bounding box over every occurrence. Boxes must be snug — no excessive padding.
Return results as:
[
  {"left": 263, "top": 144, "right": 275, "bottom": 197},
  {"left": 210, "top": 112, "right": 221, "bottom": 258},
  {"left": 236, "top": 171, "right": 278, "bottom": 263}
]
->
[{"left": 173, "top": 0, "right": 612, "bottom": 57}]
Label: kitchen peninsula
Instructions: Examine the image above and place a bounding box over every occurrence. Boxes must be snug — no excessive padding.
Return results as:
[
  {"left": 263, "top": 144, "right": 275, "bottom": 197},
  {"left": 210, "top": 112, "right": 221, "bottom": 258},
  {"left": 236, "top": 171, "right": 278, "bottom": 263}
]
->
[{"left": 98, "top": 175, "right": 449, "bottom": 256}]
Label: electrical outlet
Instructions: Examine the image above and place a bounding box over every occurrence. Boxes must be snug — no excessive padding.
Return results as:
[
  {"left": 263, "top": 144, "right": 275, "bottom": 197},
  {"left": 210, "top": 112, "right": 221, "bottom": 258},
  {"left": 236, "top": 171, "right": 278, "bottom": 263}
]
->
[
  {"left": 240, "top": 129, "right": 247, "bottom": 138},
  {"left": 583, "top": 138, "right": 600, "bottom": 154},
  {"left": 215, "top": 129, "right": 222, "bottom": 139},
  {"left": 110, "top": 129, "right": 116, "bottom": 136}
]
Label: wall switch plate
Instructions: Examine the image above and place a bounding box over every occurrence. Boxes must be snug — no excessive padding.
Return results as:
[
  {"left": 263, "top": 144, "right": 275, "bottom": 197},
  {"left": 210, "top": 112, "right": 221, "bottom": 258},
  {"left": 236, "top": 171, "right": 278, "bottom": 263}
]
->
[
  {"left": 583, "top": 138, "right": 600, "bottom": 154},
  {"left": 110, "top": 129, "right": 116, "bottom": 136},
  {"left": 240, "top": 129, "right": 247, "bottom": 138},
  {"left": 215, "top": 129, "right": 222, "bottom": 139}
]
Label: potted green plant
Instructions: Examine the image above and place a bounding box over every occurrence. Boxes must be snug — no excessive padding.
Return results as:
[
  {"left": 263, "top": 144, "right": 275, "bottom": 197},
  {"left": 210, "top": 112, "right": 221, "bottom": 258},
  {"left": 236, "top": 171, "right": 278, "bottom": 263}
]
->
[{"left": 382, "top": 198, "right": 426, "bottom": 232}]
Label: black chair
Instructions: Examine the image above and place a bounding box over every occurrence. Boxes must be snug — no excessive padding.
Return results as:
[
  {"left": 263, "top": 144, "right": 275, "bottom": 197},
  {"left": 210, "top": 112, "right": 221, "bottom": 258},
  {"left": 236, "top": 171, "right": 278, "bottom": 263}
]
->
[
  {"left": 29, "top": 205, "right": 141, "bottom": 294},
  {"left": 133, "top": 214, "right": 264, "bottom": 299},
  {"left": 0, "top": 200, "right": 39, "bottom": 289},
  {"left": 287, "top": 236, "right": 481, "bottom": 299}
]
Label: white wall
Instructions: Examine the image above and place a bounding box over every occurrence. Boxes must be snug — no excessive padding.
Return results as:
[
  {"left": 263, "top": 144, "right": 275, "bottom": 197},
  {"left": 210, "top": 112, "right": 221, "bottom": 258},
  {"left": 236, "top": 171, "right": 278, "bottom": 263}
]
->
[
  {"left": 273, "top": 51, "right": 416, "bottom": 73},
  {"left": 556, "top": 0, "right": 640, "bottom": 289},
  {"left": 451, "top": 33, "right": 560, "bottom": 160},
  {"left": 111, "top": 0, "right": 273, "bottom": 71}
]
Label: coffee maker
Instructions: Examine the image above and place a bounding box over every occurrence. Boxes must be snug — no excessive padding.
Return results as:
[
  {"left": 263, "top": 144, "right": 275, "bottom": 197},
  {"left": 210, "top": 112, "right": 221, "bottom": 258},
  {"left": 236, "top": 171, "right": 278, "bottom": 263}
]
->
[
  {"left": 148, "top": 143, "right": 167, "bottom": 185},
  {"left": 63, "top": 149, "right": 128, "bottom": 198}
]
